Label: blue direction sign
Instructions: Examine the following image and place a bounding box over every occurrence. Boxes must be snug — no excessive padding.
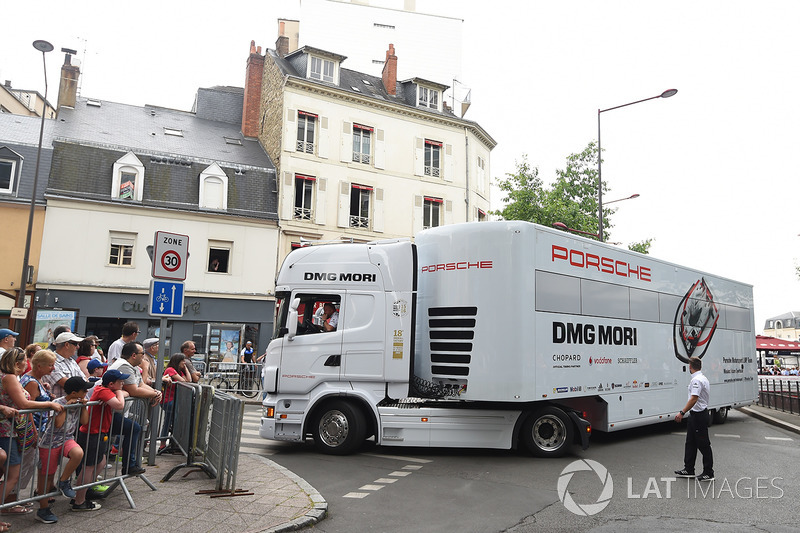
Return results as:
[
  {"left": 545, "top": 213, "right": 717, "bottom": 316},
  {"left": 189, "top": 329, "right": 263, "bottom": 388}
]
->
[{"left": 149, "top": 279, "right": 185, "bottom": 317}]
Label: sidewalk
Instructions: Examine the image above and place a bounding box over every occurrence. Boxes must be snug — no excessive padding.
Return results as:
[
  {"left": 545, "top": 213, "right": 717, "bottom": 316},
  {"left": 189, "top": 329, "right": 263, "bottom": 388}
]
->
[
  {"left": 2, "top": 451, "right": 327, "bottom": 533},
  {"left": 739, "top": 404, "right": 800, "bottom": 435}
]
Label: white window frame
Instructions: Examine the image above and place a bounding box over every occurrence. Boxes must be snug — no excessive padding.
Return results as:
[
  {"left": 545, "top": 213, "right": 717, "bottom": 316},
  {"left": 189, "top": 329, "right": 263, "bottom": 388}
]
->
[
  {"left": 108, "top": 231, "right": 136, "bottom": 267},
  {"left": 352, "top": 124, "right": 372, "bottom": 164},
  {"left": 0, "top": 158, "right": 18, "bottom": 194},
  {"left": 294, "top": 174, "right": 315, "bottom": 220},
  {"left": 199, "top": 163, "right": 228, "bottom": 210},
  {"left": 297, "top": 111, "right": 317, "bottom": 154},
  {"left": 310, "top": 56, "right": 335, "bottom": 83},
  {"left": 423, "top": 197, "right": 443, "bottom": 229},
  {"left": 418, "top": 86, "right": 439, "bottom": 110},
  {"left": 112, "top": 152, "right": 145, "bottom": 201},
  {"left": 350, "top": 184, "right": 372, "bottom": 229},
  {"left": 424, "top": 140, "right": 442, "bottom": 178},
  {"left": 208, "top": 240, "right": 233, "bottom": 274}
]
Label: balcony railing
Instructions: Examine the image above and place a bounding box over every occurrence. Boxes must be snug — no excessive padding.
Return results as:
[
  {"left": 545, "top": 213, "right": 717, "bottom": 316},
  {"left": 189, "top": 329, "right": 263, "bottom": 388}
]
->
[
  {"left": 349, "top": 215, "right": 369, "bottom": 229},
  {"left": 294, "top": 207, "right": 312, "bottom": 220},
  {"left": 296, "top": 140, "right": 314, "bottom": 154},
  {"left": 424, "top": 165, "right": 440, "bottom": 178},
  {"left": 352, "top": 152, "right": 371, "bottom": 165}
]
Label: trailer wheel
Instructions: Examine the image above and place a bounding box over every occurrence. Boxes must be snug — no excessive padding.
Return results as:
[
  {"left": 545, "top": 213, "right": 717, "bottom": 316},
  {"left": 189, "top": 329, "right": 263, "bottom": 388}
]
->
[
  {"left": 521, "top": 407, "right": 574, "bottom": 458},
  {"left": 311, "top": 400, "right": 366, "bottom": 455},
  {"left": 712, "top": 407, "right": 728, "bottom": 424}
]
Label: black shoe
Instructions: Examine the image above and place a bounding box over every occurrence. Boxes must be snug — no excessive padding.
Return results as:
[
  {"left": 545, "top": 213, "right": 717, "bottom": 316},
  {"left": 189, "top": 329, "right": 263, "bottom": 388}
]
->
[
  {"left": 123, "top": 465, "right": 146, "bottom": 476},
  {"left": 71, "top": 500, "right": 102, "bottom": 512},
  {"left": 696, "top": 473, "right": 714, "bottom": 482},
  {"left": 674, "top": 469, "right": 695, "bottom": 477}
]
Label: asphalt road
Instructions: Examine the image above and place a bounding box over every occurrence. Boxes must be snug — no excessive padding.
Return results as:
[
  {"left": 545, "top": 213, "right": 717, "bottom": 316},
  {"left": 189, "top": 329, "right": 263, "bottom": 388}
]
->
[{"left": 241, "top": 407, "right": 799, "bottom": 532}]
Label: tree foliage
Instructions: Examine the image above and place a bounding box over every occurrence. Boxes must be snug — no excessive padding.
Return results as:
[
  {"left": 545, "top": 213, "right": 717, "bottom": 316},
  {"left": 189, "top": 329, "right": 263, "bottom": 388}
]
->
[{"left": 628, "top": 239, "right": 653, "bottom": 255}]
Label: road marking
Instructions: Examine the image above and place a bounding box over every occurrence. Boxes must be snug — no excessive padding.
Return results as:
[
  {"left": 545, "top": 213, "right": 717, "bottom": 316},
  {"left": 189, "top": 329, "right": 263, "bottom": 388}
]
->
[
  {"left": 374, "top": 478, "right": 398, "bottom": 484},
  {"left": 403, "top": 465, "right": 423, "bottom": 470},
  {"left": 362, "top": 453, "right": 432, "bottom": 463},
  {"left": 714, "top": 434, "right": 740, "bottom": 438},
  {"left": 389, "top": 471, "right": 412, "bottom": 477},
  {"left": 765, "top": 436, "right": 793, "bottom": 441},
  {"left": 343, "top": 492, "right": 369, "bottom": 499},
  {"left": 359, "top": 484, "right": 384, "bottom": 491},
  {"left": 671, "top": 432, "right": 685, "bottom": 436}
]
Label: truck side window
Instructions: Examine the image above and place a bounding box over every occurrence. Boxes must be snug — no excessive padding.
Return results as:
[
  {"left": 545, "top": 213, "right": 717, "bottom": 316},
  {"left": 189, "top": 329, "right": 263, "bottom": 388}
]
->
[{"left": 294, "top": 294, "right": 341, "bottom": 335}]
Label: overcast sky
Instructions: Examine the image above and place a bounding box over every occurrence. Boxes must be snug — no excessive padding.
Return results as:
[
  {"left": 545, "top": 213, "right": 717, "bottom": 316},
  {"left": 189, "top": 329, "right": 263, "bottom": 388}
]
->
[{"left": 3, "top": 1, "right": 798, "bottom": 333}]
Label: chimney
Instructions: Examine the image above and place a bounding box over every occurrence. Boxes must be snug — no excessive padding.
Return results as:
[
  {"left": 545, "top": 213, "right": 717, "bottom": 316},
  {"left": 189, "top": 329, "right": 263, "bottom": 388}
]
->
[
  {"left": 276, "top": 35, "right": 289, "bottom": 58},
  {"left": 57, "top": 48, "right": 80, "bottom": 110},
  {"left": 382, "top": 44, "right": 397, "bottom": 96},
  {"left": 242, "top": 40, "right": 265, "bottom": 138}
]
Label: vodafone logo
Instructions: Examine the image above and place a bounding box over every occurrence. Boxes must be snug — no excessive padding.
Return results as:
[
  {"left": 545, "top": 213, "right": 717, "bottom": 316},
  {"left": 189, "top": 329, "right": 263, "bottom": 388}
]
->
[{"left": 589, "top": 357, "right": 612, "bottom": 366}]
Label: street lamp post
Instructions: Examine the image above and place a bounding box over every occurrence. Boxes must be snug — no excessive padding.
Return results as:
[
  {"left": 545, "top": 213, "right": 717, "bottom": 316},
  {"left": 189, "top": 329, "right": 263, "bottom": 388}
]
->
[
  {"left": 597, "top": 89, "right": 677, "bottom": 242},
  {"left": 554, "top": 193, "right": 639, "bottom": 240},
  {"left": 15, "top": 40, "right": 54, "bottom": 332}
]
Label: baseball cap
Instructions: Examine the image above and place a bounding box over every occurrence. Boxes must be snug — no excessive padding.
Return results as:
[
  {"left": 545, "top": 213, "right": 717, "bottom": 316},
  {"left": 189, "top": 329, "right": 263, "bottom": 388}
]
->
[
  {"left": 142, "top": 338, "right": 159, "bottom": 350},
  {"left": 64, "top": 376, "right": 92, "bottom": 394},
  {"left": 102, "top": 369, "right": 130, "bottom": 385},
  {"left": 245, "top": 340, "right": 252, "bottom": 345},
  {"left": 0, "top": 329, "right": 19, "bottom": 339},
  {"left": 55, "top": 332, "right": 84, "bottom": 344},
  {"left": 87, "top": 359, "right": 108, "bottom": 372}
]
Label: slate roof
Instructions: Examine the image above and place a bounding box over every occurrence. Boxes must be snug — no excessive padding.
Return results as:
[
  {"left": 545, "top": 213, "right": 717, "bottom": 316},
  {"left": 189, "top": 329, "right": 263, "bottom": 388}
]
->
[
  {"left": 270, "top": 47, "right": 496, "bottom": 147},
  {"left": 48, "top": 96, "right": 278, "bottom": 220},
  {"left": 0, "top": 112, "right": 56, "bottom": 203}
]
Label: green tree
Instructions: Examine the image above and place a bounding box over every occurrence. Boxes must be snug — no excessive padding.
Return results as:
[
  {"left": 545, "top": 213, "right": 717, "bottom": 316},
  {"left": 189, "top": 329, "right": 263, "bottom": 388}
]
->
[
  {"left": 628, "top": 239, "right": 653, "bottom": 255},
  {"left": 493, "top": 141, "right": 612, "bottom": 239}
]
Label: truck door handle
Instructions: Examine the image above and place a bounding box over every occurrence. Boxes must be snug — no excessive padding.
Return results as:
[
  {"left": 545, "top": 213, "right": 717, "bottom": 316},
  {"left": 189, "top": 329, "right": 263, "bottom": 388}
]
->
[{"left": 324, "top": 354, "right": 341, "bottom": 367}]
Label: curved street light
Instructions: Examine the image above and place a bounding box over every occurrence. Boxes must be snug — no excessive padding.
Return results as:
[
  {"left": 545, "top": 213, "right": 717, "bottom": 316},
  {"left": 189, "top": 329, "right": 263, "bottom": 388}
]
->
[{"left": 598, "top": 90, "right": 677, "bottom": 242}]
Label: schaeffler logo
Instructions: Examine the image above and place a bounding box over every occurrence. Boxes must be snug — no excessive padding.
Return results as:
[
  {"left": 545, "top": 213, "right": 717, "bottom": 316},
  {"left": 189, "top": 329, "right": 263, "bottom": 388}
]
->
[
  {"left": 673, "top": 278, "right": 719, "bottom": 364},
  {"left": 557, "top": 459, "right": 613, "bottom": 516}
]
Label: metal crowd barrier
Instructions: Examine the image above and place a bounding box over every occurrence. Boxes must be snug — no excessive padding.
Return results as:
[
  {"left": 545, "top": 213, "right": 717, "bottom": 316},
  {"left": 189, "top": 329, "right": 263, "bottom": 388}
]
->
[
  {"left": 200, "top": 361, "right": 262, "bottom": 399},
  {"left": 160, "top": 382, "right": 245, "bottom": 491},
  {"left": 0, "top": 396, "right": 156, "bottom": 512},
  {"left": 757, "top": 378, "right": 800, "bottom": 414}
]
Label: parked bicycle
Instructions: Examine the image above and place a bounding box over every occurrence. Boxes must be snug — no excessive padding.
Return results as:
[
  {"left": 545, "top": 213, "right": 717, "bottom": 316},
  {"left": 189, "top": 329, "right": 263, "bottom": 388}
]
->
[{"left": 201, "top": 362, "right": 261, "bottom": 398}]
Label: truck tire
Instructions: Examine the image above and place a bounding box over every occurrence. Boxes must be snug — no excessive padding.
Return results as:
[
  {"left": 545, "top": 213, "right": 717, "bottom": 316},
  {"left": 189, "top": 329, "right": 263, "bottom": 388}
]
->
[
  {"left": 311, "top": 400, "right": 366, "bottom": 455},
  {"left": 712, "top": 407, "right": 728, "bottom": 424},
  {"left": 521, "top": 407, "right": 574, "bottom": 458}
]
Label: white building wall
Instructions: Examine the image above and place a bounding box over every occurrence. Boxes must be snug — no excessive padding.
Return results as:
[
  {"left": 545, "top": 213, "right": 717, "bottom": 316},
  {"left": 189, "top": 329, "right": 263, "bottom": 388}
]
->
[
  {"left": 38, "top": 200, "right": 279, "bottom": 298},
  {"left": 298, "top": 0, "right": 463, "bottom": 86},
  {"left": 278, "top": 86, "right": 491, "bottom": 252}
]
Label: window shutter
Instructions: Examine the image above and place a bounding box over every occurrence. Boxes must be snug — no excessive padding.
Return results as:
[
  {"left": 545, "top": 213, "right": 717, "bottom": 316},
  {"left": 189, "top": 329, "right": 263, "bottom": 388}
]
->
[
  {"left": 284, "top": 109, "right": 296, "bottom": 152},
  {"left": 444, "top": 143, "right": 455, "bottom": 182},
  {"left": 337, "top": 181, "right": 350, "bottom": 228},
  {"left": 281, "top": 172, "right": 294, "bottom": 219},
  {"left": 340, "top": 121, "right": 352, "bottom": 163},
  {"left": 315, "top": 178, "right": 327, "bottom": 225},
  {"left": 318, "top": 116, "right": 329, "bottom": 159},
  {"left": 413, "top": 195, "right": 424, "bottom": 235},
  {"left": 373, "top": 188, "right": 384, "bottom": 233},
  {"left": 374, "top": 129, "right": 386, "bottom": 170},
  {"left": 444, "top": 199, "right": 453, "bottom": 225},
  {"left": 414, "top": 137, "right": 424, "bottom": 176}
]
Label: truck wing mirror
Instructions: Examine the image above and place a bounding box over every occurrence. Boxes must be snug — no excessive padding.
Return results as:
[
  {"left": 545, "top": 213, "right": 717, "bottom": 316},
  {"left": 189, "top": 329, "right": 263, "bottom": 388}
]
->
[{"left": 287, "top": 297, "right": 300, "bottom": 341}]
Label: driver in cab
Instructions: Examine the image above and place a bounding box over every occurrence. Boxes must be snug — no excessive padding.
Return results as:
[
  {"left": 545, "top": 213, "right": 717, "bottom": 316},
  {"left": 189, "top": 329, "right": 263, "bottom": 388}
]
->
[{"left": 315, "top": 302, "right": 339, "bottom": 332}]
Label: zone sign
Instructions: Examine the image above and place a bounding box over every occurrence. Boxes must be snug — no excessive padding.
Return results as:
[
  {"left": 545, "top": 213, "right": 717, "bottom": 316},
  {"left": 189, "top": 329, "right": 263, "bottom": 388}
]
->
[{"left": 152, "top": 231, "right": 189, "bottom": 281}]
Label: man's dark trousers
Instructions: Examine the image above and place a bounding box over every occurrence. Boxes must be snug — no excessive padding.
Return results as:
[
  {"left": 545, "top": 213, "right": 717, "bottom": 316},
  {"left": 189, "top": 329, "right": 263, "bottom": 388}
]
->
[
  {"left": 112, "top": 412, "right": 142, "bottom": 472},
  {"left": 684, "top": 408, "right": 713, "bottom": 476}
]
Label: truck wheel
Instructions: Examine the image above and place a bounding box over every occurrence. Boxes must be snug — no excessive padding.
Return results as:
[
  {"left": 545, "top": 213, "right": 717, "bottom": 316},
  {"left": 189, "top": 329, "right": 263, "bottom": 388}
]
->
[
  {"left": 312, "top": 400, "right": 366, "bottom": 455},
  {"left": 712, "top": 407, "right": 728, "bottom": 424},
  {"left": 521, "top": 407, "right": 574, "bottom": 458}
]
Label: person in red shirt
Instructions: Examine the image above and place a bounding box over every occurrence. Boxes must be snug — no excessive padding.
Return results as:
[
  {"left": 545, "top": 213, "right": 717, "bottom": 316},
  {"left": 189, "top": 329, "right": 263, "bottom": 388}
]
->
[{"left": 71, "top": 369, "right": 128, "bottom": 511}]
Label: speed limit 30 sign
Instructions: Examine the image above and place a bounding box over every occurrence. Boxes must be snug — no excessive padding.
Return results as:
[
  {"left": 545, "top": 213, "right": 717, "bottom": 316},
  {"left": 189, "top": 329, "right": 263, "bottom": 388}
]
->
[{"left": 152, "top": 231, "right": 189, "bottom": 280}]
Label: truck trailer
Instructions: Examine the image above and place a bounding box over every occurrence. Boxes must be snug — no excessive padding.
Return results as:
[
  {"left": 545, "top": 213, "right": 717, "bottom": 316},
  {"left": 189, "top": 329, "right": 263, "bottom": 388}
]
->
[{"left": 259, "top": 221, "right": 757, "bottom": 456}]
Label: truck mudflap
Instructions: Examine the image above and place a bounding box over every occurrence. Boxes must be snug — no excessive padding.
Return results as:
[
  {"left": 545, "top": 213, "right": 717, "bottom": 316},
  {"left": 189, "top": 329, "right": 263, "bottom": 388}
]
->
[{"left": 568, "top": 411, "right": 591, "bottom": 450}]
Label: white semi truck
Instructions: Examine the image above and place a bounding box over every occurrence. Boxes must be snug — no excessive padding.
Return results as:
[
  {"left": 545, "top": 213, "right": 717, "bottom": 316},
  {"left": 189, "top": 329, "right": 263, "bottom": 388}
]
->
[{"left": 259, "top": 221, "right": 757, "bottom": 456}]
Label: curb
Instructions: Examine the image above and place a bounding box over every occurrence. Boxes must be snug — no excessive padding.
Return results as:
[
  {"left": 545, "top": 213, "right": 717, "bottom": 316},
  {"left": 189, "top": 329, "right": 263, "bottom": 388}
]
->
[
  {"left": 739, "top": 406, "right": 800, "bottom": 435},
  {"left": 250, "top": 454, "right": 328, "bottom": 533}
]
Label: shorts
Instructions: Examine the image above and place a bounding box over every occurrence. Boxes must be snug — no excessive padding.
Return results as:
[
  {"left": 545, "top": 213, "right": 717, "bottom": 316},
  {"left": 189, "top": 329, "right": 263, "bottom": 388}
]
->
[
  {"left": 39, "top": 439, "right": 81, "bottom": 475},
  {"left": 0, "top": 436, "right": 22, "bottom": 466},
  {"left": 76, "top": 432, "right": 108, "bottom": 467}
]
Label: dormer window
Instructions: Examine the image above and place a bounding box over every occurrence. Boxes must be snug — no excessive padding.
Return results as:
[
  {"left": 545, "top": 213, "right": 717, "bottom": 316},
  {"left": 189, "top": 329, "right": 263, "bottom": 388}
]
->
[
  {"left": 418, "top": 86, "right": 439, "bottom": 110},
  {"left": 310, "top": 56, "right": 335, "bottom": 83},
  {"left": 199, "top": 162, "right": 228, "bottom": 210},
  {"left": 0, "top": 147, "right": 22, "bottom": 195},
  {"left": 112, "top": 151, "right": 145, "bottom": 201}
]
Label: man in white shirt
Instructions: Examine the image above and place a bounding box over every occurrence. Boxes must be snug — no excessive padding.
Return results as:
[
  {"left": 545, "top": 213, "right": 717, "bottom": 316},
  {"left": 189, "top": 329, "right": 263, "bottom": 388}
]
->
[
  {"left": 107, "top": 321, "right": 140, "bottom": 367},
  {"left": 320, "top": 303, "right": 339, "bottom": 332},
  {"left": 0, "top": 328, "right": 19, "bottom": 355},
  {"left": 42, "top": 332, "right": 86, "bottom": 400},
  {"left": 674, "top": 356, "right": 714, "bottom": 481}
]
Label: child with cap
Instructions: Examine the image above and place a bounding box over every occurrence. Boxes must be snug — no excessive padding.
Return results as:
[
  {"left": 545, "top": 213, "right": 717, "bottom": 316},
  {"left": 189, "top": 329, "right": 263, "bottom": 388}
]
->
[
  {"left": 35, "top": 376, "right": 91, "bottom": 524},
  {"left": 72, "top": 369, "right": 129, "bottom": 512}
]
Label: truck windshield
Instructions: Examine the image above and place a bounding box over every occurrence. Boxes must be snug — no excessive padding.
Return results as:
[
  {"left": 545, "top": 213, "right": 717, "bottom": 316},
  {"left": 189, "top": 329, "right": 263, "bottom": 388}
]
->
[{"left": 273, "top": 291, "right": 290, "bottom": 339}]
